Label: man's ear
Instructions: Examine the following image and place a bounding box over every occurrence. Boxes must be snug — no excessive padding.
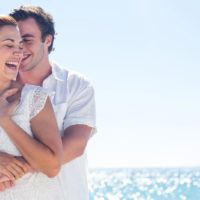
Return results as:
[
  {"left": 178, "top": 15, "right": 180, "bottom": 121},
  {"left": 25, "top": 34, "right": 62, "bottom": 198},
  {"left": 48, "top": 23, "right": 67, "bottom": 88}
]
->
[{"left": 44, "top": 35, "right": 53, "bottom": 48}]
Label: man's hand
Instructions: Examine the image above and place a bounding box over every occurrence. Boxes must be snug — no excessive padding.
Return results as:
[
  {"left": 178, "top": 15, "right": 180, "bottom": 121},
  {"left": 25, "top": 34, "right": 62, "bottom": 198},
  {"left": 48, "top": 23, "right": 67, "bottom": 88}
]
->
[{"left": 0, "top": 152, "right": 30, "bottom": 180}]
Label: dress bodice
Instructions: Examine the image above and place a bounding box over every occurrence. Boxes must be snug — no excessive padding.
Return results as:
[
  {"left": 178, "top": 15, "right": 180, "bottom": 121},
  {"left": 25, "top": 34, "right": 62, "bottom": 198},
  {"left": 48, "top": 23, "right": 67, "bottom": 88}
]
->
[{"left": 0, "top": 84, "right": 63, "bottom": 200}]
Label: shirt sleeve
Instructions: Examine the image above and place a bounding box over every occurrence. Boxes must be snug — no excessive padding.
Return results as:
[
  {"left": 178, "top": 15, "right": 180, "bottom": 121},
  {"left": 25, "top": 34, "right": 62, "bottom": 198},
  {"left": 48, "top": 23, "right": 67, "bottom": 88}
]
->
[
  {"left": 63, "top": 79, "right": 96, "bottom": 136},
  {"left": 29, "top": 86, "right": 49, "bottom": 119}
]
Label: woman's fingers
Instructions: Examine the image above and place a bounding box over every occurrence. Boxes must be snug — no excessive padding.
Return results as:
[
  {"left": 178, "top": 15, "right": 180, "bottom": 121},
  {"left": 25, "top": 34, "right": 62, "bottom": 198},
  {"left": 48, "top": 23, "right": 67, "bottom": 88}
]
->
[
  {"left": 0, "top": 174, "right": 10, "bottom": 182},
  {"left": 0, "top": 168, "right": 15, "bottom": 181},
  {"left": 1, "top": 88, "right": 19, "bottom": 99},
  {"left": 5, "top": 157, "right": 30, "bottom": 179},
  {"left": 0, "top": 182, "right": 6, "bottom": 191},
  {"left": 6, "top": 165, "right": 24, "bottom": 179},
  {"left": 0, "top": 180, "right": 14, "bottom": 191},
  {"left": 15, "top": 156, "right": 32, "bottom": 173},
  {"left": 7, "top": 99, "right": 20, "bottom": 115},
  {"left": 2, "top": 180, "right": 14, "bottom": 188},
  {"left": 0, "top": 156, "right": 29, "bottom": 180},
  {"left": 0, "top": 97, "right": 20, "bottom": 120}
]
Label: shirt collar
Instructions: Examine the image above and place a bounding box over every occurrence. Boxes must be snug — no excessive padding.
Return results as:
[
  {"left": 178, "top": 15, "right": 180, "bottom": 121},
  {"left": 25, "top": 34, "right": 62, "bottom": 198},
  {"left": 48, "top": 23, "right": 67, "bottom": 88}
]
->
[{"left": 50, "top": 61, "right": 65, "bottom": 82}]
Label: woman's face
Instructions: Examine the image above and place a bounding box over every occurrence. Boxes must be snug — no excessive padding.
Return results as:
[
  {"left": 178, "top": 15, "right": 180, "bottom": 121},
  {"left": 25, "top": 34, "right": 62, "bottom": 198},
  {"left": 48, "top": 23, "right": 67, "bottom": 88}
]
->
[{"left": 0, "top": 25, "right": 23, "bottom": 81}]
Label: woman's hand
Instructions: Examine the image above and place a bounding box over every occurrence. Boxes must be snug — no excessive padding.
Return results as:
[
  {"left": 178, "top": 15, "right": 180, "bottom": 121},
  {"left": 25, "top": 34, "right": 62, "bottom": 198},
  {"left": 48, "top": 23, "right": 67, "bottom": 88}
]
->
[
  {"left": 0, "top": 173, "right": 15, "bottom": 192},
  {"left": 0, "top": 152, "right": 31, "bottom": 180},
  {"left": 0, "top": 88, "right": 19, "bottom": 124},
  {"left": 0, "top": 179, "right": 14, "bottom": 191}
]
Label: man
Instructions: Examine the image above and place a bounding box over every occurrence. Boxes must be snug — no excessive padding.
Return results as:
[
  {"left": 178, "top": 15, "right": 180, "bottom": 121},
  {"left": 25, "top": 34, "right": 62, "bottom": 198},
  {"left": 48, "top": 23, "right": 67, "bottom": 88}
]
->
[{"left": 0, "top": 5, "right": 96, "bottom": 200}]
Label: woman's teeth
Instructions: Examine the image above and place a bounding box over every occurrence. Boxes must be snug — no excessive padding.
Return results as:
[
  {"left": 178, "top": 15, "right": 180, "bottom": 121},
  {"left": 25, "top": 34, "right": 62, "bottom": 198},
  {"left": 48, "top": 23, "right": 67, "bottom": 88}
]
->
[{"left": 5, "top": 61, "right": 18, "bottom": 69}]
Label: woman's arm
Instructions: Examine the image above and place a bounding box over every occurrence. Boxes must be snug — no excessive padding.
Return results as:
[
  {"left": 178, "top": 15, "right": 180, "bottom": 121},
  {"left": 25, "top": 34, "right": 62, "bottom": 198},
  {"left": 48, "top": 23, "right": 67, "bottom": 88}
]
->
[{"left": 0, "top": 97, "right": 63, "bottom": 178}]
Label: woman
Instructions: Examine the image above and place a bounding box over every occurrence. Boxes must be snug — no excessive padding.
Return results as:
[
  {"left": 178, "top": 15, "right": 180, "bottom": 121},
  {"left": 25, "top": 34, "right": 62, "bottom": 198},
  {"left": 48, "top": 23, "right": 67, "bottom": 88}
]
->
[{"left": 0, "top": 15, "right": 63, "bottom": 199}]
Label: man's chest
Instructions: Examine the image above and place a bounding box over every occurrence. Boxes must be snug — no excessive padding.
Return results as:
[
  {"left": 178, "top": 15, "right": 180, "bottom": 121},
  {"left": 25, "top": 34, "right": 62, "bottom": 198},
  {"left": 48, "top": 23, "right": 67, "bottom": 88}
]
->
[{"left": 47, "top": 86, "right": 68, "bottom": 133}]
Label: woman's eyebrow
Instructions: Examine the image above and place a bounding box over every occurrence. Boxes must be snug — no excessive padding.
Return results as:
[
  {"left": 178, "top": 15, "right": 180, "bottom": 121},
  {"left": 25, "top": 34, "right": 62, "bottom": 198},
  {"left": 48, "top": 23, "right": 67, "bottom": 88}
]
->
[{"left": 2, "top": 38, "right": 15, "bottom": 42}]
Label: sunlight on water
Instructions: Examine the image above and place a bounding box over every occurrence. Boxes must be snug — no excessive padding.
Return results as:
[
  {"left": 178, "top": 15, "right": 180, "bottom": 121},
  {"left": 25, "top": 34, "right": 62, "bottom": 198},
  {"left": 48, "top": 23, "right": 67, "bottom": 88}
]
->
[{"left": 89, "top": 168, "right": 200, "bottom": 200}]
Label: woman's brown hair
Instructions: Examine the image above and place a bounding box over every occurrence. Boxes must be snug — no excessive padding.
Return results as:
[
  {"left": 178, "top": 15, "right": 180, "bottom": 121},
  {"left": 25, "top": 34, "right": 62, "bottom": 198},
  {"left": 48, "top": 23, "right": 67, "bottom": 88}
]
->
[{"left": 0, "top": 15, "right": 17, "bottom": 28}]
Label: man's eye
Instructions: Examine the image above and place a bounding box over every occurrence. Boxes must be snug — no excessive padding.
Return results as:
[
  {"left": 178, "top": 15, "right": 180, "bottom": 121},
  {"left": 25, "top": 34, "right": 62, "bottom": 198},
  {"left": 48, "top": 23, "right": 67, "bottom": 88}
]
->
[{"left": 23, "top": 39, "right": 31, "bottom": 43}]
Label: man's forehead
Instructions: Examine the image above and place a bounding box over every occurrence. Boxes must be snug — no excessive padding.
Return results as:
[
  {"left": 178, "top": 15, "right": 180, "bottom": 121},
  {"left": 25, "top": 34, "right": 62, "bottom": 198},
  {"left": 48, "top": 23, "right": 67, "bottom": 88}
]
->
[
  {"left": 18, "top": 20, "right": 41, "bottom": 38},
  {"left": 18, "top": 18, "right": 40, "bottom": 31}
]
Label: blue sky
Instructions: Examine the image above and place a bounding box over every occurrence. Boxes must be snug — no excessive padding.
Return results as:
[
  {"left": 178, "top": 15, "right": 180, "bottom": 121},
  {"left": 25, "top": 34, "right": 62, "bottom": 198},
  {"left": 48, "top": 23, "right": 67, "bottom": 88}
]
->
[{"left": 2, "top": 0, "right": 200, "bottom": 168}]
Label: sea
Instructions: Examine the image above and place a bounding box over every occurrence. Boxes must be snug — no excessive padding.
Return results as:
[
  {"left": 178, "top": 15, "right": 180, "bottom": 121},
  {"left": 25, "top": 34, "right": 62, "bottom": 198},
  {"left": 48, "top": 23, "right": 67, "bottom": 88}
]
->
[{"left": 88, "top": 167, "right": 200, "bottom": 200}]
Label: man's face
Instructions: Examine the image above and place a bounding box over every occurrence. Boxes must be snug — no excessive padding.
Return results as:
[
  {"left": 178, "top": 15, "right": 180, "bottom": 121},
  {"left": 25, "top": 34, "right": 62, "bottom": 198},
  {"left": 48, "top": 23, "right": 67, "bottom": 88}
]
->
[{"left": 17, "top": 18, "right": 47, "bottom": 72}]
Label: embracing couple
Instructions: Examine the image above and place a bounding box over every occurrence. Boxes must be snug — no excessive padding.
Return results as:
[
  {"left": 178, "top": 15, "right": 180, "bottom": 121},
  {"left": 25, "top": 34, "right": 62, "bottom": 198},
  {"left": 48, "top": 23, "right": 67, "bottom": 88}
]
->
[{"left": 0, "top": 5, "right": 96, "bottom": 200}]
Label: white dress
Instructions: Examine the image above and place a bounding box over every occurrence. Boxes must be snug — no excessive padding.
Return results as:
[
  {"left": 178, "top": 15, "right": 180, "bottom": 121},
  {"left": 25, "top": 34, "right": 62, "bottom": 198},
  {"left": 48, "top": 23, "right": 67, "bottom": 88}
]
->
[{"left": 0, "top": 84, "right": 63, "bottom": 200}]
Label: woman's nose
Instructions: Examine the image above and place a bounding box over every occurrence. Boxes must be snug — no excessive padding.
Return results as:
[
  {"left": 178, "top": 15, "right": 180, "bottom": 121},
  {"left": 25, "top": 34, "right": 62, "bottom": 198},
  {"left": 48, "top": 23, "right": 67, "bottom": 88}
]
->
[{"left": 14, "top": 46, "right": 23, "bottom": 57}]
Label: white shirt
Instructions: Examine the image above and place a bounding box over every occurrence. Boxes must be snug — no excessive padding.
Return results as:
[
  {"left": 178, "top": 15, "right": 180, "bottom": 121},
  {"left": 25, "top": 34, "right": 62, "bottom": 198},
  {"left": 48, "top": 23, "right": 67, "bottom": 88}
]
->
[{"left": 42, "top": 62, "right": 96, "bottom": 200}]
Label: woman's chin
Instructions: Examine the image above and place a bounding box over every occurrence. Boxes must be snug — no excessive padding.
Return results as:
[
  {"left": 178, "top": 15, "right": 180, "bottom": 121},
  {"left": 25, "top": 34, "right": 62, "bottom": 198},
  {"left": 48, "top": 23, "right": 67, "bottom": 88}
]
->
[{"left": 8, "top": 74, "right": 18, "bottom": 81}]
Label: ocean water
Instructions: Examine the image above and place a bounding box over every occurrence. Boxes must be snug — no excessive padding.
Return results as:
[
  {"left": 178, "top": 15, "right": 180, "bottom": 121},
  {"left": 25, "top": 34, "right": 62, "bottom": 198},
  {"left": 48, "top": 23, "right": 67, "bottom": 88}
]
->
[{"left": 89, "top": 167, "right": 200, "bottom": 200}]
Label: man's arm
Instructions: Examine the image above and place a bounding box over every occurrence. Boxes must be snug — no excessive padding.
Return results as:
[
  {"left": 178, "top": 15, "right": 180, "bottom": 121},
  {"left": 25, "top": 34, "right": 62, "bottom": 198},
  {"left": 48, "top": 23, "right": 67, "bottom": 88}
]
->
[
  {"left": 60, "top": 75, "right": 96, "bottom": 164},
  {"left": 62, "top": 124, "right": 92, "bottom": 163}
]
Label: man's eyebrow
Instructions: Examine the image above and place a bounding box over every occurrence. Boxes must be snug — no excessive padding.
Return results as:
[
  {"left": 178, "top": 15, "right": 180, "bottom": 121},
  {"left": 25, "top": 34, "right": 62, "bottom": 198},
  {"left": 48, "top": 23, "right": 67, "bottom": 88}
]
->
[{"left": 22, "top": 34, "right": 34, "bottom": 38}]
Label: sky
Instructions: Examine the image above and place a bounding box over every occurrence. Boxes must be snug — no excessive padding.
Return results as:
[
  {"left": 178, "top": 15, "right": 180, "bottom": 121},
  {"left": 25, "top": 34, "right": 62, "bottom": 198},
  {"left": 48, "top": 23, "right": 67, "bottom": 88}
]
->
[{"left": 1, "top": 0, "right": 200, "bottom": 168}]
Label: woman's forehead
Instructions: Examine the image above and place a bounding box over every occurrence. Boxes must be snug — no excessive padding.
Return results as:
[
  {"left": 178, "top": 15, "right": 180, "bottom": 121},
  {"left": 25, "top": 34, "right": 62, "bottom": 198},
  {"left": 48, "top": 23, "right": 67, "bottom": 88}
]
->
[{"left": 0, "top": 25, "right": 21, "bottom": 42}]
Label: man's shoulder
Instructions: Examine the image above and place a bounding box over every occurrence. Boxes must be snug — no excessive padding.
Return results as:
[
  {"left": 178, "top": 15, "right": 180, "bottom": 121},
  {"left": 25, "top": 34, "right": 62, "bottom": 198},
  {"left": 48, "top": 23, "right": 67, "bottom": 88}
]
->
[
  {"left": 51, "top": 62, "right": 70, "bottom": 77},
  {"left": 68, "top": 70, "right": 90, "bottom": 84},
  {"left": 52, "top": 62, "right": 92, "bottom": 86}
]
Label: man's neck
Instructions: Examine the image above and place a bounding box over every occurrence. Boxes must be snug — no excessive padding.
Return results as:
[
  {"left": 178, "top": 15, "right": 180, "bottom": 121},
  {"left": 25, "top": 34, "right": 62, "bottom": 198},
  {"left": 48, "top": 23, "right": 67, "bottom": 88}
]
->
[{"left": 18, "top": 64, "right": 52, "bottom": 86}]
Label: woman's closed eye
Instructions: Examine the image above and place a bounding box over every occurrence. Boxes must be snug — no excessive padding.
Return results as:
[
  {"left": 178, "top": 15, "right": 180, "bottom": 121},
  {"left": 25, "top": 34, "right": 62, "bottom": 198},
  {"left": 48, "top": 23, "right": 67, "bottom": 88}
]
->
[{"left": 5, "top": 44, "right": 14, "bottom": 48}]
